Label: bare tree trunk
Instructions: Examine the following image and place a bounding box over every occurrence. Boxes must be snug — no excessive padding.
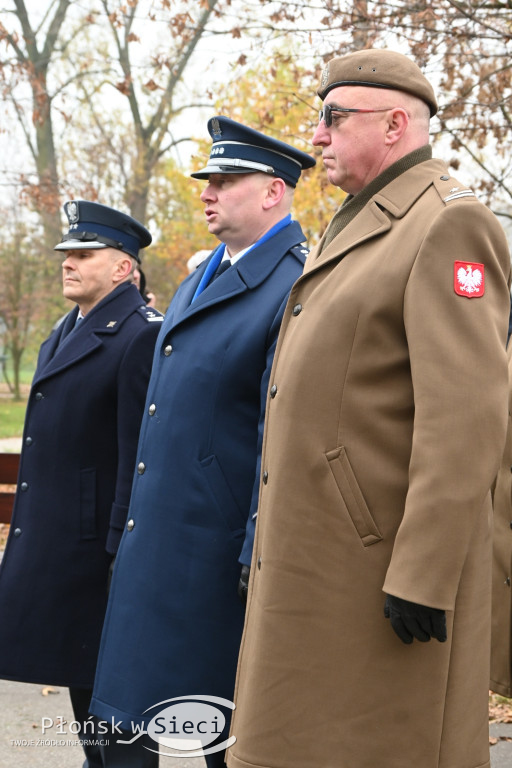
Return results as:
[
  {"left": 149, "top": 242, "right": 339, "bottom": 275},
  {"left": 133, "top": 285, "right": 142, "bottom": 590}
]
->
[
  {"left": 105, "top": 0, "right": 221, "bottom": 225},
  {"left": 8, "top": 0, "right": 72, "bottom": 250}
]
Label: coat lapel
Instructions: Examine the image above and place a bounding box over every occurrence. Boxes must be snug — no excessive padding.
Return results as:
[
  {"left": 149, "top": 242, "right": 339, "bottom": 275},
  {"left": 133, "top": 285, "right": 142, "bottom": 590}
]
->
[
  {"left": 307, "top": 201, "right": 392, "bottom": 273},
  {"left": 36, "top": 309, "right": 77, "bottom": 375},
  {"left": 167, "top": 221, "right": 306, "bottom": 333},
  {"left": 304, "top": 158, "right": 442, "bottom": 278},
  {"left": 34, "top": 284, "right": 141, "bottom": 384}
]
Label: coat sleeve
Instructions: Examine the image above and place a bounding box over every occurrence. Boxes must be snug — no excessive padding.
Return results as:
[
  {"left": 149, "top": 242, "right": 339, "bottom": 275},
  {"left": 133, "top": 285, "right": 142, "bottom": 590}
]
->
[
  {"left": 239, "top": 291, "right": 292, "bottom": 566},
  {"left": 105, "top": 321, "right": 161, "bottom": 554},
  {"left": 383, "top": 199, "right": 511, "bottom": 610}
]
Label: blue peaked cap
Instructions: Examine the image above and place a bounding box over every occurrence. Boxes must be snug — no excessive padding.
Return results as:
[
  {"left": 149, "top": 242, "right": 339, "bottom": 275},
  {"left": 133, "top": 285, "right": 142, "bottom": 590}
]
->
[
  {"left": 54, "top": 200, "right": 152, "bottom": 263},
  {"left": 191, "top": 116, "right": 316, "bottom": 187}
]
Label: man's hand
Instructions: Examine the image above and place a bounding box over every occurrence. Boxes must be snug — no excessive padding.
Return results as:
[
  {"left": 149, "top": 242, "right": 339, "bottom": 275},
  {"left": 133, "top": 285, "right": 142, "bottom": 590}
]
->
[
  {"left": 238, "top": 565, "right": 250, "bottom": 605},
  {"left": 384, "top": 594, "right": 447, "bottom": 644}
]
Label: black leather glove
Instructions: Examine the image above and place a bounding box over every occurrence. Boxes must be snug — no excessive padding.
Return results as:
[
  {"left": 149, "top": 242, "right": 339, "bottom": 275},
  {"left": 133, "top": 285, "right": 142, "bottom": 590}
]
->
[
  {"left": 237, "top": 565, "right": 250, "bottom": 605},
  {"left": 384, "top": 594, "right": 447, "bottom": 644}
]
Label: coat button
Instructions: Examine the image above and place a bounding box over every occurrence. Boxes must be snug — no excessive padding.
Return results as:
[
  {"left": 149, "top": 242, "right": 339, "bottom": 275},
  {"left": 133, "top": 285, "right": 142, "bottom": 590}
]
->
[
  {"left": 25, "top": 436, "right": 33, "bottom": 446},
  {"left": 35, "top": 392, "right": 43, "bottom": 401},
  {"left": 127, "top": 519, "right": 135, "bottom": 531},
  {"left": 506, "top": 577, "right": 511, "bottom": 587},
  {"left": 148, "top": 404, "right": 156, "bottom": 416},
  {"left": 292, "top": 303, "right": 302, "bottom": 316},
  {"left": 13, "top": 528, "right": 22, "bottom": 537},
  {"left": 257, "top": 556, "right": 262, "bottom": 570},
  {"left": 270, "top": 385, "right": 277, "bottom": 398},
  {"left": 164, "top": 345, "right": 173, "bottom": 356},
  {"left": 137, "top": 462, "right": 146, "bottom": 475},
  {"left": 440, "top": 175, "right": 450, "bottom": 180},
  {"left": 20, "top": 482, "right": 28, "bottom": 491},
  {"left": 262, "top": 471, "right": 268, "bottom": 484}
]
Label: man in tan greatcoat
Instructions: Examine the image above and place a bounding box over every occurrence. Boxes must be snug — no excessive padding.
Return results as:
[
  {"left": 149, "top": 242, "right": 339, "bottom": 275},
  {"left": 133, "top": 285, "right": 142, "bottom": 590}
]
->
[
  {"left": 226, "top": 50, "right": 511, "bottom": 768},
  {"left": 491, "top": 339, "right": 512, "bottom": 699}
]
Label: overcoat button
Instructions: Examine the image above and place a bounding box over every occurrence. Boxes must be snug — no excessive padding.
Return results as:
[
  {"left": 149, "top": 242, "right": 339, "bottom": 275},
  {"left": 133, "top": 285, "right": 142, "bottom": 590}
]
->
[
  {"left": 20, "top": 482, "right": 28, "bottom": 491},
  {"left": 25, "top": 436, "right": 33, "bottom": 446},
  {"left": 13, "top": 528, "right": 22, "bottom": 537},
  {"left": 440, "top": 175, "right": 450, "bottom": 180},
  {"left": 148, "top": 404, "right": 156, "bottom": 416},
  {"left": 292, "top": 303, "right": 302, "bottom": 316},
  {"left": 257, "top": 556, "right": 262, "bottom": 570},
  {"left": 164, "top": 345, "right": 173, "bottom": 356},
  {"left": 35, "top": 392, "right": 43, "bottom": 401},
  {"left": 506, "top": 577, "right": 511, "bottom": 587},
  {"left": 262, "top": 471, "right": 268, "bottom": 484},
  {"left": 137, "top": 462, "right": 146, "bottom": 475},
  {"left": 127, "top": 519, "right": 135, "bottom": 531},
  {"left": 270, "top": 385, "right": 277, "bottom": 398}
]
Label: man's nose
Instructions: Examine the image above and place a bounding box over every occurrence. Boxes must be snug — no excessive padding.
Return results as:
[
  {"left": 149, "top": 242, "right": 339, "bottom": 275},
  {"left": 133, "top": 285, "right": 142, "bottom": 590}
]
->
[
  {"left": 312, "top": 121, "right": 330, "bottom": 146},
  {"left": 200, "top": 185, "right": 216, "bottom": 202}
]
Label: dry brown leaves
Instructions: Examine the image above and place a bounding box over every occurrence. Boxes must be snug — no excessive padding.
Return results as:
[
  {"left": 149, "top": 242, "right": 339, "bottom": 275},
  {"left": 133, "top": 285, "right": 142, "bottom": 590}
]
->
[{"left": 489, "top": 692, "right": 512, "bottom": 746}]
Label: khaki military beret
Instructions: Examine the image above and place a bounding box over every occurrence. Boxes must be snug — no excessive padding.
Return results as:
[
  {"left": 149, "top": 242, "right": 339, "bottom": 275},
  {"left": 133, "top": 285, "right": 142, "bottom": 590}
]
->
[{"left": 318, "top": 49, "right": 438, "bottom": 117}]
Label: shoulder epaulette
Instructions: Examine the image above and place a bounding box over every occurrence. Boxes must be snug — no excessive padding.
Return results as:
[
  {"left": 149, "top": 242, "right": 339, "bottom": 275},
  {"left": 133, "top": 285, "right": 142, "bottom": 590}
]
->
[
  {"left": 137, "top": 305, "right": 163, "bottom": 322},
  {"left": 434, "top": 174, "right": 476, "bottom": 204},
  {"left": 291, "top": 244, "right": 310, "bottom": 264}
]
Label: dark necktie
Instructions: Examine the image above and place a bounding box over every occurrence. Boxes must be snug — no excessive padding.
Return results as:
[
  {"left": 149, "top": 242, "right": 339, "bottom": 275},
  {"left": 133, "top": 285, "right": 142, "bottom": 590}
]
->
[{"left": 210, "top": 259, "right": 231, "bottom": 282}]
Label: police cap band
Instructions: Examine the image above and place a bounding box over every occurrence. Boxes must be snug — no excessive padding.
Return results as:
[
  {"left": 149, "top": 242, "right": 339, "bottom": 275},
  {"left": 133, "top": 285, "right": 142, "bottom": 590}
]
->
[{"left": 191, "top": 116, "right": 316, "bottom": 187}]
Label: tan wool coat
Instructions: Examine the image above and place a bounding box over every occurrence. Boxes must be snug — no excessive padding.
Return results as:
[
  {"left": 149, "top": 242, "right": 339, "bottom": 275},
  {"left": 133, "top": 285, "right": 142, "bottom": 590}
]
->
[
  {"left": 227, "top": 158, "right": 511, "bottom": 768},
  {"left": 491, "top": 345, "right": 512, "bottom": 698}
]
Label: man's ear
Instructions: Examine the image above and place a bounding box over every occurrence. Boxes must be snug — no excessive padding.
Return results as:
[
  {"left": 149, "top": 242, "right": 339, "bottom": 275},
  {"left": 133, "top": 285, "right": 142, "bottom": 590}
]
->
[
  {"left": 262, "top": 177, "right": 287, "bottom": 210},
  {"left": 384, "top": 107, "right": 409, "bottom": 146},
  {"left": 113, "top": 255, "right": 134, "bottom": 283}
]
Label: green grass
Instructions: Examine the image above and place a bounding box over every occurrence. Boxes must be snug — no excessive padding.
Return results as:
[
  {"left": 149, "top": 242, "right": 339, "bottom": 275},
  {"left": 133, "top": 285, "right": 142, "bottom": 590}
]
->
[{"left": 0, "top": 399, "right": 27, "bottom": 439}]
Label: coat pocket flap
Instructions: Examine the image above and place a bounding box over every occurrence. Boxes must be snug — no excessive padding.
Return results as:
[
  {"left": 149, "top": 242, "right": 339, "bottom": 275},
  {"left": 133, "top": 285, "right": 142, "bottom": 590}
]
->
[{"left": 326, "top": 446, "right": 382, "bottom": 547}]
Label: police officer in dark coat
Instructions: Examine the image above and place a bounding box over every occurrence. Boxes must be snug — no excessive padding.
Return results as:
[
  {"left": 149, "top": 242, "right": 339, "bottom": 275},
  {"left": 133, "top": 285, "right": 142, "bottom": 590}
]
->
[
  {"left": 89, "top": 118, "right": 315, "bottom": 768},
  {"left": 0, "top": 201, "right": 163, "bottom": 767}
]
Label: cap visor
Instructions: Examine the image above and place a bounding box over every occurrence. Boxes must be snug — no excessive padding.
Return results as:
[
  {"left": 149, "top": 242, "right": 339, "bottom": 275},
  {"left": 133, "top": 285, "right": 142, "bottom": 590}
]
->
[
  {"left": 54, "top": 240, "right": 109, "bottom": 251},
  {"left": 191, "top": 164, "right": 259, "bottom": 179}
]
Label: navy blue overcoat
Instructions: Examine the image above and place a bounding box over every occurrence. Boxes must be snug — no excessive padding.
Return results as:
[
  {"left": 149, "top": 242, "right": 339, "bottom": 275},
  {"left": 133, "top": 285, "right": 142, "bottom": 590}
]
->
[
  {"left": 90, "top": 221, "right": 308, "bottom": 726},
  {"left": 0, "top": 283, "right": 162, "bottom": 687}
]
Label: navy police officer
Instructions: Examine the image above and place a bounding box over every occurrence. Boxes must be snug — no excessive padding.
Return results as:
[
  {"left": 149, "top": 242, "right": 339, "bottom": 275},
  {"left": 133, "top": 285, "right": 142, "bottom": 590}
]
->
[
  {"left": 89, "top": 117, "right": 315, "bottom": 768},
  {"left": 0, "top": 201, "right": 163, "bottom": 767}
]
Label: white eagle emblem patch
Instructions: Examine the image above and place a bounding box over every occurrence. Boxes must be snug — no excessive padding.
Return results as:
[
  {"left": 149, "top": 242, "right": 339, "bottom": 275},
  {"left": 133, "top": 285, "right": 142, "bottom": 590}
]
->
[{"left": 454, "top": 261, "right": 485, "bottom": 298}]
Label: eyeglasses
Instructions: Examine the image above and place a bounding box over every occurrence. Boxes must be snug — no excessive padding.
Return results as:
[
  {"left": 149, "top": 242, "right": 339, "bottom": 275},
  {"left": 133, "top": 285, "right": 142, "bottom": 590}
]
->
[{"left": 318, "top": 103, "right": 393, "bottom": 128}]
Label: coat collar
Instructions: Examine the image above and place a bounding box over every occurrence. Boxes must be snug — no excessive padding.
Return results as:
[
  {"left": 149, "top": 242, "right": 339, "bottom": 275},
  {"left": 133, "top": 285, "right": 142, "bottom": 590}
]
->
[
  {"left": 307, "top": 158, "right": 447, "bottom": 274},
  {"left": 168, "top": 220, "right": 307, "bottom": 328},
  {"left": 35, "top": 283, "right": 144, "bottom": 382}
]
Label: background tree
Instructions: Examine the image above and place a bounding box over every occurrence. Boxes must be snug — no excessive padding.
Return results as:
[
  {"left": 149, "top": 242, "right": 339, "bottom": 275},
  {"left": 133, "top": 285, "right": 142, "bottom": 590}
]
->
[
  {"left": 309, "top": 0, "right": 512, "bottom": 216},
  {"left": 0, "top": 208, "right": 44, "bottom": 399},
  {"left": 0, "top": 0, "right": 73, "bottom": 252},
  {"left": 91, "top": 0, "right": 220, "bottom": 226}
]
